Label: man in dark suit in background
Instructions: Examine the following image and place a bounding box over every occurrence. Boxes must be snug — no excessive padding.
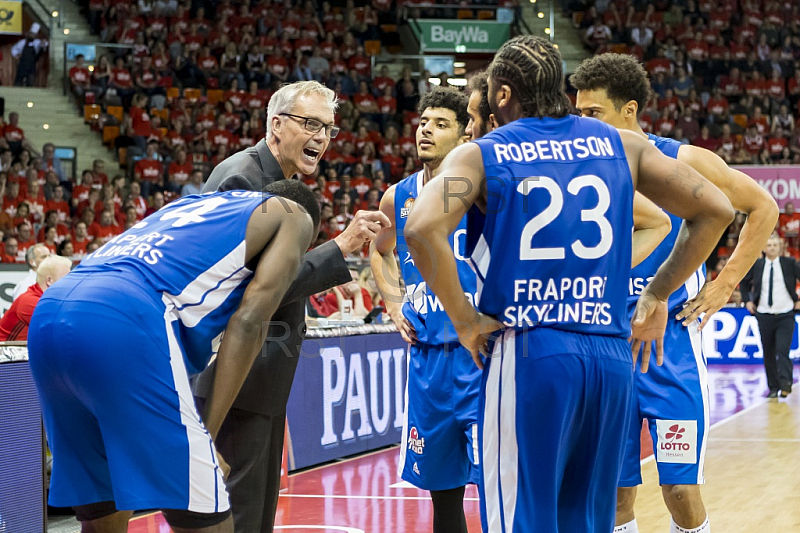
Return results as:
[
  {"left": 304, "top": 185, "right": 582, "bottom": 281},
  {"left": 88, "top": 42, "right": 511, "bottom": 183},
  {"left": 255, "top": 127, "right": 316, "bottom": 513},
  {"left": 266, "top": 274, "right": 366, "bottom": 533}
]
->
[
  {"left": 741, "top": 235, "right": 800, "bottom": 398},
  {"left": 193, "top": 81, "right": 390, "bottom": 532}
]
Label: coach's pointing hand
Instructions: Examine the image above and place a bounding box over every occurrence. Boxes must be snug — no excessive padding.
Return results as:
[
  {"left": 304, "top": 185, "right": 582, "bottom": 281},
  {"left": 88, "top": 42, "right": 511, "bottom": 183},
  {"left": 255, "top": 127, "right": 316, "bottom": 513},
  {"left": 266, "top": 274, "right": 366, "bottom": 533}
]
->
[{"left": 334, "top": 210, "right": 392, "bottom": 254}]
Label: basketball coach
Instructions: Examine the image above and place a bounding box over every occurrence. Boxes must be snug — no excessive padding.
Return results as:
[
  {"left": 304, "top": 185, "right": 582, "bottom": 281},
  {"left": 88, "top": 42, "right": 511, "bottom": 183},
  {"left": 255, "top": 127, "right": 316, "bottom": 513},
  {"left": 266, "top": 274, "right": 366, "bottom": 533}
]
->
[
  {"left": 193, "top": 81, "right": 390, "bottom": 532},
  {"left": 740, "top": 235, "right": 800, "bottom": 398}
]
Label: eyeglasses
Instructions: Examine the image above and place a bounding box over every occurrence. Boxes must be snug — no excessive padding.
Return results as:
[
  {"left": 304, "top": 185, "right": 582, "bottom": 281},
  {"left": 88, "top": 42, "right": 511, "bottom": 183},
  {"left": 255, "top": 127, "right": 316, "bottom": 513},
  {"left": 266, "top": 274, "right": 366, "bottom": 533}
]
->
[{"left": 280, "top": 113, "right": 339, "bottom": 139}]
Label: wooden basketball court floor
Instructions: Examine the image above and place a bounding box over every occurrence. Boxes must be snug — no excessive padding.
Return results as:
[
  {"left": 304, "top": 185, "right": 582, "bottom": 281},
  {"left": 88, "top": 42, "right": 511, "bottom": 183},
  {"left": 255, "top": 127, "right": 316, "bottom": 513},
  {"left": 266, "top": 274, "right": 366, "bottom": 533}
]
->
[{"left": 96, "top": 365, "right": 800, "bottom": 531}]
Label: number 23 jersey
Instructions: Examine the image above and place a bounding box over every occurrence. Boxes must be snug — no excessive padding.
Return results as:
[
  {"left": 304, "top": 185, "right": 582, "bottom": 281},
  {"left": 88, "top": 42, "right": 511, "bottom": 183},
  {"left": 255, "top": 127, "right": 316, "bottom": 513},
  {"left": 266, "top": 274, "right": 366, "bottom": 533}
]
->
[{"left": 470, "top": 115, "right": 633, "bottom": 338}]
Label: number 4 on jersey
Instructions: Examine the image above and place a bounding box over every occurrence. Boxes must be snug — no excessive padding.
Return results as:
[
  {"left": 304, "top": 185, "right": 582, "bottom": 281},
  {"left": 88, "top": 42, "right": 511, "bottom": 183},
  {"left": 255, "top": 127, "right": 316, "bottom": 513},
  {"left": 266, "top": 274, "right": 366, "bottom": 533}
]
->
[{"left": 160, "top": 197, "right": 229, "bottom": 228}]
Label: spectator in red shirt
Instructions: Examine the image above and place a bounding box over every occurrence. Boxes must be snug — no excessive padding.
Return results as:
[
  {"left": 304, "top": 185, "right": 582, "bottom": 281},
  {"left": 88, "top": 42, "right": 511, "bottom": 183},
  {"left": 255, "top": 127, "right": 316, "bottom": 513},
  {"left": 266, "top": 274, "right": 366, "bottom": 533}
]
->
[
  {"left": 308, "top": 289, "right": 339, "bottom": 317},
  {"left": 748, "top": 106, "right": 770, "bottom": 135},
  {"left": 197, "top": 46, "right": 220, "bottom": 85},
  {"left": 706, "top": 88, "right": 729, "bottom": 123},
  {"left": 208, "top": 116, "right": 234, "bottom": 153},
  {"left": 16, "top": 222, "right": 36, "bottom": 257},
  {"left": 128, "top": 93, "right": 152, "bottom": 155},
  {"left": 692, "top": 126, "right": 721, "bottom": 152},
  {"left": 719, "top": 67, "right": 745, "bottom": 98},
  {"left": 742, "top": 124, "right": 765, "bottom": 160},
  {"left": 353, "top": 80, "right": 380, "bottom": 120},
  {"left": 127, "top": 181, "right": 148, "bottom": 218},
  {"left": 167, "top": 147, "right": 193, "bottom": 191},
  {"left": 12, "top": 202, "right": 34, "bottom": 229},
  {"left": 377, "top": 85, "right": 397, "bottom": 117},
  {"left": 0, "top": 255, "right": 73, "bottom": 341},
  {"left": 765, "top": 68, "right": 786, "bottom": 102},
  {"left": 71, "top": 221, "right": 92, "bottom": 257},
  {"left": 745, "top": 71, "right": 767, "bottom": 100},
  {"left": 324, "top": 269, "right": 374, "bottom": 317},
  {"left": 110, "top": 56, "right": 135, "bottom": 107},
  {"left": 766, "top": 129, "right": 789, "bottom": 161},
  {"left": 37, "top": 210, "right": 69, "bottom": 242},
  {"left": 778, "top": 202, "right": 800, "bottom": 247},
  {"left": 135, "top": 56, "right": 163, "bottom": 98},
  {"left": 654, "top": 108, "right": 675, "bottom": 137},
  {"left": 93, "top": 210, "right": 122, "bottom": 243},
  {"left": 144, "top": 191, "right": 166, "bottom": 217},
  {"left": 3, "top": 112, "right": 39, "bottom": 157},
  {"left": 69, "top": 54, "right": 95, "bottom": 103},
  {"left": 3, "top": 181, "right": 23, "bottom": 217},
  {"left": 1, "top": 237, "right": 20, "bottom": 263},
  {"left": 134, "top": 141, "right": 164, "bottom": 198},
  {"left": 41, "top": 225, "right": 59, "bottom": 253},
  {"left": 373, "top": 65, "right": 395, "bottom": 95}
]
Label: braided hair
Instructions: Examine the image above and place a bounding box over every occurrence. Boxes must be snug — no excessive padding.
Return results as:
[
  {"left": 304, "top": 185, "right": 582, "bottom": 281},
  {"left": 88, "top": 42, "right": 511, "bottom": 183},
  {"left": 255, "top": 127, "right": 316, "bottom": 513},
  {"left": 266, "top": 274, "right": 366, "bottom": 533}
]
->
[
  {"left": 468, "top": 71, "right": 491, "bottom": 128},
  {"left": 488, "top": 35, "right": 571, "bottom": 119}
]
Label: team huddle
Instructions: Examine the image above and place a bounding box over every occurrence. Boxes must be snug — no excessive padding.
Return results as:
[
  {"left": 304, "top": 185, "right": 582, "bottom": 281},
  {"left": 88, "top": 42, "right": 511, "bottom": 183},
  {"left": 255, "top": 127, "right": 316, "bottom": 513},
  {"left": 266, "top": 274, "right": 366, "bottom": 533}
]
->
[{"left": 27, "top": 35, "right": 777, "bottom": 533}]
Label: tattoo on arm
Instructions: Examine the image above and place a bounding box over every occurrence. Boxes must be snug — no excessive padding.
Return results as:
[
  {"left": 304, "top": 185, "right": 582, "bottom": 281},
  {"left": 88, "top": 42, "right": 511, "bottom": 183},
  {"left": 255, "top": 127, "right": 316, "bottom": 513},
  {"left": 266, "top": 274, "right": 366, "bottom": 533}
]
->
[{"left": 666, "top": 162, "right": 704, "bottom": 199}]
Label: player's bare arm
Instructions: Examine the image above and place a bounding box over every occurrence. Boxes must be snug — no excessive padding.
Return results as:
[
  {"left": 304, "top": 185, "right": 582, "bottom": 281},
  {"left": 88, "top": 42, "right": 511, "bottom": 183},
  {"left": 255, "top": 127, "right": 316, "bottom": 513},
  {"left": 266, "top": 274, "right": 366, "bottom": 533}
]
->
[
  {"left": 405, "top": 143, "right": 501, "bottom": 367},
  {"left": 675, "top": 145, "right": 779, "bottom": 328},
  {"left": 622, "top": 131, "right": 735, "bottom": 368},
  {"left": 369, "top": 185, "right": 418, "bottom": 344},
  {"left": 632, "top": 192, "right": 671, "bottom": 267},
  {"left": 203, "top": 198, "right": 315, "bottom": 442}
]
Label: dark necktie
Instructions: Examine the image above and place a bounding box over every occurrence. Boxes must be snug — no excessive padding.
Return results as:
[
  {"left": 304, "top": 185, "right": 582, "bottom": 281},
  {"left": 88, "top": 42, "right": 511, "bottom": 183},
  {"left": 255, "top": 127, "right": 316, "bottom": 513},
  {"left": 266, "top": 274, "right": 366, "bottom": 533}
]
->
[{"left": 768, "top": 261, "right": 774, "bottom": 307}]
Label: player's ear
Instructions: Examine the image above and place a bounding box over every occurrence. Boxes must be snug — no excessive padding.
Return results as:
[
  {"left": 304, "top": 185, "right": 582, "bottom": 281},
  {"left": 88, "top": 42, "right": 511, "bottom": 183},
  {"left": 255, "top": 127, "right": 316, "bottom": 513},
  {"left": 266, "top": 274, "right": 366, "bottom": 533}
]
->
[
  {"left": 497, "top": 84, "right": 513, "bottom": 111},
  {"left": 624, "top": 100, "right": 638, "bottom": 121},
  {"left": 488, "top": 114, "right": 497, "bottom": 131}
]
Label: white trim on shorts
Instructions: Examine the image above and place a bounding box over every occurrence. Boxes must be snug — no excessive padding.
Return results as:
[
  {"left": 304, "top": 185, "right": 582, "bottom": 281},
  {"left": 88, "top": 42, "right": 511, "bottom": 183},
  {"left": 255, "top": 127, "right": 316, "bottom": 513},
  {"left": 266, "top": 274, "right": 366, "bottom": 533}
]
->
[
  {"left": 397, "top": 345, "right": 412, "bottom": 479},
  {"left": 164, "top": 308, "right": 230, "bottom": 513},
  {"left": 688, "top": 318, "right": 709, "bottom": 484},
  {"left": 482, "top": 330, "right": 519, "bottom": 532}
]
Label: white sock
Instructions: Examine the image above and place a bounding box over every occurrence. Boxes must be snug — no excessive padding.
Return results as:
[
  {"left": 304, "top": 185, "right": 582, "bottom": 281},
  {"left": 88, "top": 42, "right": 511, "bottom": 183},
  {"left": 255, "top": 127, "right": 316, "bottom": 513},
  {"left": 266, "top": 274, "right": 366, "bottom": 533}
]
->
[
  {"left": 670, "top": 516, "right": 710, "bottom": 533},
  {"left": 614, "top": 519, "right": 639, "bottom": 533}
]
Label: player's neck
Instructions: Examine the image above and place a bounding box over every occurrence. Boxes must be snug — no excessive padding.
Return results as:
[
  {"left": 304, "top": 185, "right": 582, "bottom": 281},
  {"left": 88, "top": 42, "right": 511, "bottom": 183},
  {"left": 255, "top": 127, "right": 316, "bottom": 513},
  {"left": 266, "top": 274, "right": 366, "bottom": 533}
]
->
[
  {"left": 422, "top": 160, "right": 442, "bottom": 185},
  {"left": 624, "top": 120, "right": 647, "bottom": 139}
]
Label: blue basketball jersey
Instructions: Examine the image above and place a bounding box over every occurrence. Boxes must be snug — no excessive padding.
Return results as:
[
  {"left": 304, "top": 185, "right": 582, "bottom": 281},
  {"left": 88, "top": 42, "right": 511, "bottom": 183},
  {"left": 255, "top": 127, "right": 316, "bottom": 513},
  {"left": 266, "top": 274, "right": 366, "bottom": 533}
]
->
[
  {"left": 469, "top": 115, "right": 634, "bottom": 338},
  {"left": 628, "top": 134, "right": 706, "bottom": 314},
  {"left": 395, "top": 171, "right": 478, "bottom": 345},
  {"left": 75, "top": 190, "right": 272, "bottom": 373}
]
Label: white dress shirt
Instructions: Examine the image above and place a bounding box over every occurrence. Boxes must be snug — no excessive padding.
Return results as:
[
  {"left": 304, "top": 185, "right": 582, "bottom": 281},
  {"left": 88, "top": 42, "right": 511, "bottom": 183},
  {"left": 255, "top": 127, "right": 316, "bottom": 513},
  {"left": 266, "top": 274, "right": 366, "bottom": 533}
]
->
[{"left": 757, "top": 257, "right": 794, "bottom": 314}]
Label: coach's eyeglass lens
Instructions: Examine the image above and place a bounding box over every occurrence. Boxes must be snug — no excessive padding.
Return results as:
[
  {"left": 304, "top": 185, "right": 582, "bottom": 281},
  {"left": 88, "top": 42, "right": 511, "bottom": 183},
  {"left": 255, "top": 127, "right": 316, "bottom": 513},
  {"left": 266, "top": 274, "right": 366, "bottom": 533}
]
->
[{"left": 280, "top": 113, "right": 340, "bottom": 139}]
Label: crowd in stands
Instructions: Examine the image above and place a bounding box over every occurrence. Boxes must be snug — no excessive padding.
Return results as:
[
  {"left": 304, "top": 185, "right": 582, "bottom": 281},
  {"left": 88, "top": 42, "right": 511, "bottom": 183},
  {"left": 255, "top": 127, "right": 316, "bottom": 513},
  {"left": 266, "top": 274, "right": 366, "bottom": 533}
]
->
[
  {"left": 572, "top": 0, "right": 800, "bottom": 166},
  {"left": 66, "top": 0, "right": 513, "bottom": 256},
  {"left": 569, "top": 0, "right": 800, "bottom": 299}
]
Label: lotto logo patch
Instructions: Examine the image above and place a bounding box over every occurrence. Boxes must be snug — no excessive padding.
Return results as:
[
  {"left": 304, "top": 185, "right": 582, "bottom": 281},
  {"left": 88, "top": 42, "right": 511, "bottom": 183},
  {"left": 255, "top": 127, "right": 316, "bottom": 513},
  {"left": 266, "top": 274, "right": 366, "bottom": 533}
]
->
[
  {"left": 655, "top": 420, "right": 697, "bottom": 464},
  {"left": 400, "top": 197, "right": 414, "bottom": 218},
  {"left": 408, "top": 426, "right": 425, "bottom": 455},
  {"left": 413, "top": 462, "right": 420, "bottom": 475}
]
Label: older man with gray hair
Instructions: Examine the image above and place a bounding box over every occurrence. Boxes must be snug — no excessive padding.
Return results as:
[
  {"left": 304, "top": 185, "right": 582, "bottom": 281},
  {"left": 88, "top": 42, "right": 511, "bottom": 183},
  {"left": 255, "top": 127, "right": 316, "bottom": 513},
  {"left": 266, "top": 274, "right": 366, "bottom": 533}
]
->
[
  {"left": 193, "top": 80, "right": 390, "bottom": 533},
  {"left": 12, "top": 243, "right": 51, "bottom": 301}
]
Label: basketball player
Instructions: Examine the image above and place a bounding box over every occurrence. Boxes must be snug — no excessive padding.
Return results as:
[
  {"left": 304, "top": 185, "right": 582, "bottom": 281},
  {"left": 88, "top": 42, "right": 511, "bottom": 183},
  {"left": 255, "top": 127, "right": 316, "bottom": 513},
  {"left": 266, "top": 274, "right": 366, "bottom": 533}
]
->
[
  {"left": 370, "top": 86, "right": 477, "bottom": 533},
  {"left": 405, "top": 36, "right": 735, "bottom": 531},
  {"left": 468, "top": 70, "right": 672, "bottom": 268},
  {"left": 572, "top": 54, "right": 778, "bottom": 533},
  {"left": 27, "top": 180, "right": 319, "bottom": 533}
]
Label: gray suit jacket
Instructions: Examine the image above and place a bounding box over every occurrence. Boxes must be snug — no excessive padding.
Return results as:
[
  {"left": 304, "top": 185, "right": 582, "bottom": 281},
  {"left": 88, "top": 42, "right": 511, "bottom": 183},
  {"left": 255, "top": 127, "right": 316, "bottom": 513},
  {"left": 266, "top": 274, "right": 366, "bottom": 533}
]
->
[{"left": 192, "top": 139, "right": 351, "bottom": 415}]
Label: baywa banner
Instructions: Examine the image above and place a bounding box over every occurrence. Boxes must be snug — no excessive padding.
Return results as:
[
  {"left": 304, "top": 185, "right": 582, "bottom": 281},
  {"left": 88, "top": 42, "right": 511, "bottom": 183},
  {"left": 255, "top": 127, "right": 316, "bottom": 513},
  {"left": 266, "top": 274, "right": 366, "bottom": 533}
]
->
[{"left": 413, "top": 19, "right": 510, "bottom": 53}]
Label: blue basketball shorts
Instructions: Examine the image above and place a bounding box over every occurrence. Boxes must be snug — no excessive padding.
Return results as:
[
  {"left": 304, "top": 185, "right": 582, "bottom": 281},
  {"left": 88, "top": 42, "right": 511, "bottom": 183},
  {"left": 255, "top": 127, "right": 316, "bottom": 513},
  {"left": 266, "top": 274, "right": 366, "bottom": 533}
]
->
[
  {"left": 619, "top": 312, "right": 709, "bottom": 487},
  {"left": 27, "top": 272, "right": 229, "bottom": 512},
  {"left": 398, "top": 341, "right": 481, "bottom": 491},
  {"left": 479, "top": 328, "right": 633, "bottom": 533}
]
